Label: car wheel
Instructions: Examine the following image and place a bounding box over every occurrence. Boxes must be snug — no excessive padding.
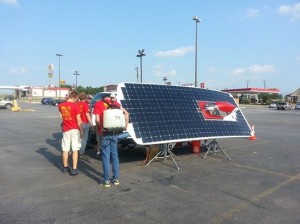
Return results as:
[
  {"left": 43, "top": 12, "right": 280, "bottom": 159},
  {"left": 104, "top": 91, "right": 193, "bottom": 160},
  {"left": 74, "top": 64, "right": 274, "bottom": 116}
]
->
[
  {"left": 126, "top": 142, "right": 137, "bottom": 149},
  {"left": 5, "top": 103, "right": 12, "bottom": 109}
]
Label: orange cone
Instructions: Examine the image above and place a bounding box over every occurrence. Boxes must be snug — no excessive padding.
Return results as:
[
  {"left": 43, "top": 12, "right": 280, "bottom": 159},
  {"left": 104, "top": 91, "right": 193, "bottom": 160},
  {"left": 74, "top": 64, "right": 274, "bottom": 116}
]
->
[
  {"left": 248, "top": 124, "right": 257, "bottom": 140},
  {"left": 191, "top": 140, "right": 201, "bottom": 154}
]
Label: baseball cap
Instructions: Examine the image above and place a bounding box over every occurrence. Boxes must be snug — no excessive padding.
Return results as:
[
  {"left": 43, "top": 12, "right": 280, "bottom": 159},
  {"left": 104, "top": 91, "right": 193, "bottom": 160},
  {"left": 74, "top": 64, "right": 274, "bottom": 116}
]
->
[{"left": 110, "top": 93, "right": 116, "bottom": 98}]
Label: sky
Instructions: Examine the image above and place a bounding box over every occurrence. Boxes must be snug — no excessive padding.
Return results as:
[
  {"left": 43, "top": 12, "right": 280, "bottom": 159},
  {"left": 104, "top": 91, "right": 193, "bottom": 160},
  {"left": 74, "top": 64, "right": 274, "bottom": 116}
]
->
[{"left": 0, "top": 0, "right": 299, "bottom": 95}]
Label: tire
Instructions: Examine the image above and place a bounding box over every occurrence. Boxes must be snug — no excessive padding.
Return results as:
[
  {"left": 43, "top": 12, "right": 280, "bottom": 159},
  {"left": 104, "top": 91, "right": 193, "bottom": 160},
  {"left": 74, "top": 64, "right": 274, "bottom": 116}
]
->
[
  {"left": 126, "top": 142, "right": 137, "bottom": 149},
  {"left": 5, "top": 103, "right": 12, "bottom": 110}
]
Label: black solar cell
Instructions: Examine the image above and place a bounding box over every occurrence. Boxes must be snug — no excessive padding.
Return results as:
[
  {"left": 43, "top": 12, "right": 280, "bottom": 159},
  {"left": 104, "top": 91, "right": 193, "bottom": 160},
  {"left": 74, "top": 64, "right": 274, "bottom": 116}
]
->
[{"left": 118, "top": 83, "right": 252, "bottom": 145}]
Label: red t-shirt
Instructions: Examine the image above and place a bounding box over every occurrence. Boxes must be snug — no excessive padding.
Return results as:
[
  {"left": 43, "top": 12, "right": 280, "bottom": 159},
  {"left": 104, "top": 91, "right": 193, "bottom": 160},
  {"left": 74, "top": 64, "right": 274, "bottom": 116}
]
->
[
  {"left": 58, "top": 101, "right": 80, "bottom": 132},
  {"left": 93, "top": 99, "right": 121, "bottom": 134},
  {"left": 77, "top": 101, "right": 90, "bottom": 124}
]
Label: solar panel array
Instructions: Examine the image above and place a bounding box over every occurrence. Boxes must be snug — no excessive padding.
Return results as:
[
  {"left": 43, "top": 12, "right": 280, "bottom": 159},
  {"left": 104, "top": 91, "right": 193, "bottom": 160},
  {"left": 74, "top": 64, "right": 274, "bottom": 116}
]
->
[{"left": 118, "top": 83, "right": 252, "bottom": 145}]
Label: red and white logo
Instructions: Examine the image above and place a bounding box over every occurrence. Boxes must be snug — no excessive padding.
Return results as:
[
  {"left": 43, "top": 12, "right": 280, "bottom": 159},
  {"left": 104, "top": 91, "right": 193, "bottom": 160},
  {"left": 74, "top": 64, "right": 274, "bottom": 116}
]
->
[{"left": 198, "top": 101, "right": 238, "bottom": 121}]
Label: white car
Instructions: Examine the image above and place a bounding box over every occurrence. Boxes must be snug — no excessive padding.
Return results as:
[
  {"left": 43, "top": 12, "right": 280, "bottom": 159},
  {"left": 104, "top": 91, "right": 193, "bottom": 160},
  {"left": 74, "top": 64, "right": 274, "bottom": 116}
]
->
[
  {"left": 295, "top": 102, "right": 300, "bottom": 110},
  {"left": 0, "top": 98, "right": 13, "bottom": 109},
  {"left": 269, "top": 102, "right": 277, "bottom": 108}
]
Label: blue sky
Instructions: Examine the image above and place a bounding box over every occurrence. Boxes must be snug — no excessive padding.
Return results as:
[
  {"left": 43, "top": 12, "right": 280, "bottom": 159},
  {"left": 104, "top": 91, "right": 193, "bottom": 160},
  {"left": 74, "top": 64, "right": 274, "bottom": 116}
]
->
[{"left": 0, "top": 0, "right": 299, "bottom": 95}]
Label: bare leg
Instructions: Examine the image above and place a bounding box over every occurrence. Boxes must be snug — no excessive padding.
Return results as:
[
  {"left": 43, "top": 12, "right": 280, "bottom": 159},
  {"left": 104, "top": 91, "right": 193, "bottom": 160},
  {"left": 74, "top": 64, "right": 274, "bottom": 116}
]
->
[
  {"left": 62, "top": 151, "right": 69, "bottom": 167},
  {"left": 72, "top": 150, "right": 78, "bottom": 169}
]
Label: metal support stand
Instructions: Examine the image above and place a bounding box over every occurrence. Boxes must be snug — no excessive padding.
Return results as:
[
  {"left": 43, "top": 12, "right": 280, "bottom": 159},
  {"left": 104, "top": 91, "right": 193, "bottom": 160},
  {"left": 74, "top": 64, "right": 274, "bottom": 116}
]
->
[
  {"left": 203, "top": 139, "right": 231, "bottom": 160},
  {"left": 146, "top": 142, "right": 180, "bottom": 170}
]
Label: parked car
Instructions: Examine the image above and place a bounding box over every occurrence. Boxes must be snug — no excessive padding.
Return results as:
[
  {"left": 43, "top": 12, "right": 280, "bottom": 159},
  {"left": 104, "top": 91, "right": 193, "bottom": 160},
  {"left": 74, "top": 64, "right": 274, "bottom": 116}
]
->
[
  {"left": 88, "top": 91, "right": 136, "bottom": 149},
  {"left": 0, "top": 98, "right": 13, "bottom": 109},
  {"left": 276, "top": 102, "right": 292, "bottom": 110},
  {"left": 52, "top": 99, "right": 65, "bottom": 106},
  {"left": 41, "top": 97, "right": 56, "bottom": 105},
  {"left": 3, "top": 95, "right": 15, "bottom": 101},
  {"left": 295, "top": 102, "right": 300, "bottom": 110},
  {"left": 90, "top": 92, "right": 116, "bottom": 110},
  {"left": 269, "top": 102, "right": 277, "bottom": 108}
]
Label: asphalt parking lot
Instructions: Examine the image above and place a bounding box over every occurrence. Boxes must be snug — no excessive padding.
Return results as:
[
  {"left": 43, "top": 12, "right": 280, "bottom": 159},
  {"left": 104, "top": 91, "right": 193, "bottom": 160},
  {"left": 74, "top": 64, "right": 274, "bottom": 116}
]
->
[{"left": 0, "top": 102, "right": 299, "bottom": 224}]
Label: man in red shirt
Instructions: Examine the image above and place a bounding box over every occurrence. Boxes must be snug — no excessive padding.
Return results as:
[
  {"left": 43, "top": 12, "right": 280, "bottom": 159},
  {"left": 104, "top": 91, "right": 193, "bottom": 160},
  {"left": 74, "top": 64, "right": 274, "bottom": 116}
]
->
[
  {"left": 58, "top": 91, "right": 83, "bottom": 175},
  {"left": 93, "top": 93, "right": 129, "bottom": 187},
  {"left": 77, "top": 92, "right": 92, "bottom": 161}
]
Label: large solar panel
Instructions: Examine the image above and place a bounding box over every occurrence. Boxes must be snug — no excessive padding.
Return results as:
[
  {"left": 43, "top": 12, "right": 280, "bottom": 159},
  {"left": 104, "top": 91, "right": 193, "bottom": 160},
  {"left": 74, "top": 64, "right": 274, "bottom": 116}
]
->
[{"left": 117, "top": 83, "right": 252, "bottom": 145}]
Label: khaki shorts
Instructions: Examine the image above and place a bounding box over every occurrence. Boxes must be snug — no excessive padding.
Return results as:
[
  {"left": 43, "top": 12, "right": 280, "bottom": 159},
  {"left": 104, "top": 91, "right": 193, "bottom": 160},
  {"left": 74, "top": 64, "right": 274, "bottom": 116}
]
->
[{"left": 62, "top": 129, "right": 80, "bottom": 152}]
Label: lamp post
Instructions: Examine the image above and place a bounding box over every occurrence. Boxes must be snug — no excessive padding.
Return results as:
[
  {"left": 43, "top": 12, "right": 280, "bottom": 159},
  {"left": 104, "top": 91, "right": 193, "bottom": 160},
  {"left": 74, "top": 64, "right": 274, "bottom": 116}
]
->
[
  {"left": 135, "top": 67, "right": 139, "bottom": 83},
  {"left": 137, "top": 49, "right": 146, "bottom": 83},
  {"left": 56, "top": 53, "right": 63, "bottom": 98},
  {"left": 192, "top": 16, "right": 201, "bottom": 87},
  {"left": 73, "top": 70, "right": 80, "bottom": 90},
  {"left": 163, "top": 76, "right": 167, "bottom": 84}
]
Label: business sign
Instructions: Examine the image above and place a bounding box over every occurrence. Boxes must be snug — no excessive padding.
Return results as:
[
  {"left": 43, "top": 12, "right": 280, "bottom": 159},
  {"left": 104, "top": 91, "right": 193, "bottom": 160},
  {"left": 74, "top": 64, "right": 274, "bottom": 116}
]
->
[{"left": 48, "top": 64, "right": 54, "bottom": 78}]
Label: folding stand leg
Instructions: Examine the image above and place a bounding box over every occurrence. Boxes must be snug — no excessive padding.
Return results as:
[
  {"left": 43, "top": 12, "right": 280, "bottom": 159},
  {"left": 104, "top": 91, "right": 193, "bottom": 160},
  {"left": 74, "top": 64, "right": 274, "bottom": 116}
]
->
[
  {"left": 146, "top": 143, "right": 180, "bottom": 170},
  {"left": 203, "top": 139, "right": 231, "bottom": 160}
]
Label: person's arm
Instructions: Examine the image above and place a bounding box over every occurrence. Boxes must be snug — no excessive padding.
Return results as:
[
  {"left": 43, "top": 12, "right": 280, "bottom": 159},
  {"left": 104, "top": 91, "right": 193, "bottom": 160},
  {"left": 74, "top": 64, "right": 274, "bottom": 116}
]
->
[
  {"left": 76, "top": 114, "right": 83, "bottom": 137},
  {"left": 86, "top": 112, "right": 93, "bottom": 126},
  {"left": 95, "top": 114, "right": 100, "bottom": 127}
]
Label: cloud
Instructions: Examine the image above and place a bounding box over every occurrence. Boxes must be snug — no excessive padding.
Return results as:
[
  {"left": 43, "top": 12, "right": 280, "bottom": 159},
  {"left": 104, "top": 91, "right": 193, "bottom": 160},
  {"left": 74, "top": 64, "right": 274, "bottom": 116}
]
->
[
  {"left": 152, "top": 63, "right": 177, "bottom": 77},
  {"left": 154, "top": 46, "right": 194, "bottom": 57},
  {"left": 9, "top": 66, "right": 27, "bottom": 74},
  {"left": 278, "top": 2, "right": 300, "bottom": 20},
  {"left": 0, "top": 0, "right": 19, "bottom": 6},
  {"left": 231, "top": 64, "right": 275, "bottom": 76},
  {"left": 207, "top": 66, "right": 217, "bottom": 74},
  {"left": 246, "top": 8, "right": 261, "bottom": 17},
  {"left": 296, "top": 56, "right": 300, "bottom": 63}
]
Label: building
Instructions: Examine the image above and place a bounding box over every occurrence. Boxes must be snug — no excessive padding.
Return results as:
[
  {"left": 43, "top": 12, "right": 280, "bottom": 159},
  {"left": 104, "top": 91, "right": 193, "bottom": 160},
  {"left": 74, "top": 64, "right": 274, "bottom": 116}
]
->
[{"left": 285, "top": 88, "right": 300, "bottom": 103}]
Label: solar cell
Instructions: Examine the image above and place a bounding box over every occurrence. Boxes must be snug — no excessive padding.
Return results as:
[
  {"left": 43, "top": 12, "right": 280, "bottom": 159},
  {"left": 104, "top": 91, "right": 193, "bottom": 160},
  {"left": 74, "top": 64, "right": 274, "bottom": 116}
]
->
[{"left": 117, "top": 83, "right": 252, "bottom": 145}]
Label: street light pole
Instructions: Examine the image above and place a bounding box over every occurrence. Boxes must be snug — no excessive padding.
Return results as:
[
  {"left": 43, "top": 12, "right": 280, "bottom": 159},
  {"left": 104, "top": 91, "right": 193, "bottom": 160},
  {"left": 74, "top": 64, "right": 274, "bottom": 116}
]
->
[
  {"left": 135, "top": 67, "right": 139, "bottom": 83},
  {"left": 192, "top": 16, "right": 201, "bottom": 87},
  {"left": 73, "top": 70, "right": 80, "bottom": 90},
  {"left": 137, "top": 49, "right": 146, "bottom": 83},
  {"left": 56, "top": 53, "right": 63, "bottom": 98}
]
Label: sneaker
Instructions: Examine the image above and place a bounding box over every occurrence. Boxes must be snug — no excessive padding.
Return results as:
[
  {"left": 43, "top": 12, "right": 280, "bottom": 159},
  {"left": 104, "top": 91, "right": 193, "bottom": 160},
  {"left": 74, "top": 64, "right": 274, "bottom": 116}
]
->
[
  {"left": 111, "top": 179, "right": 120, "bottom": 186},
  {"left": 102, "top": 180, "right": 111, "bottom": 188},
  {"left": 62, "top": 165, "right": 71, "bottom": 174},
  {"left": 71, "top": 168, "right": 78, "bottom": 176},
  {"left": 96, "top": 152, "right": 101, "bottom": 160}
]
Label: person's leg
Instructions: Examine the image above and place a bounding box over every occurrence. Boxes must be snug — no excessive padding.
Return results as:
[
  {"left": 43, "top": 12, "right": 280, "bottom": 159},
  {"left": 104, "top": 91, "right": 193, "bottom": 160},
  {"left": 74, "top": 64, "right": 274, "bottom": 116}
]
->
[
  {"left": 101, "top": 135, "right": 111, "bottom": 183},
  {"left": 111, "top": 136, "right": 119, "bottom": 180},
  {"left": 61, "top": 131, "right": 71, "bottom": 166},
  {"left": 72, "top": 150, "right": 78, "bottom": 169},
  {"left": 71, "top": 129, "right": 80, "bottom": 170},
  {"left": 62, "top": 151, "right": 69, "bottom": 167},
  {"left": 96, "top": 133, "right": 102, "bottom": 158},
  {"left": 79, "top": 123, "right": 89, "bottom": 155}
]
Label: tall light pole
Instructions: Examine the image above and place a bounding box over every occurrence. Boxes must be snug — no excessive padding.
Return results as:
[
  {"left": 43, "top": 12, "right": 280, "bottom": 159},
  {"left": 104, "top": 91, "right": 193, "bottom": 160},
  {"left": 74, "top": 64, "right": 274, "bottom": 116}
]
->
[
  {"left": 192, "top": 16, "right": 201, "bottom": 87},
  {"left": 137, "top": 49, "right": 146, "bottom": 83},
  {"left": 135, "top": 67, "right": 139, "bottom": 83},
  {"left": 73, "top": 70, "right": 80, "bottom": 90},
  {"left": 56, "top": 53, "right": 63, "bottom": 98}
]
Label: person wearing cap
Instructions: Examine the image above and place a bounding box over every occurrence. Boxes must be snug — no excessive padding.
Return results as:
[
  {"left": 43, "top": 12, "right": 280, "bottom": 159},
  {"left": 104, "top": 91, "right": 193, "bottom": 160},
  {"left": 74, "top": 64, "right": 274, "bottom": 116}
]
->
[
  {"left": 93, "top": 92, "right": 129, "bottom": 188},
  {"left": 77, "top": 92, "right": 93, "bottom": 161},
  {"left": 93, "top": 94, "right": 111, "bottom": 159}
]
